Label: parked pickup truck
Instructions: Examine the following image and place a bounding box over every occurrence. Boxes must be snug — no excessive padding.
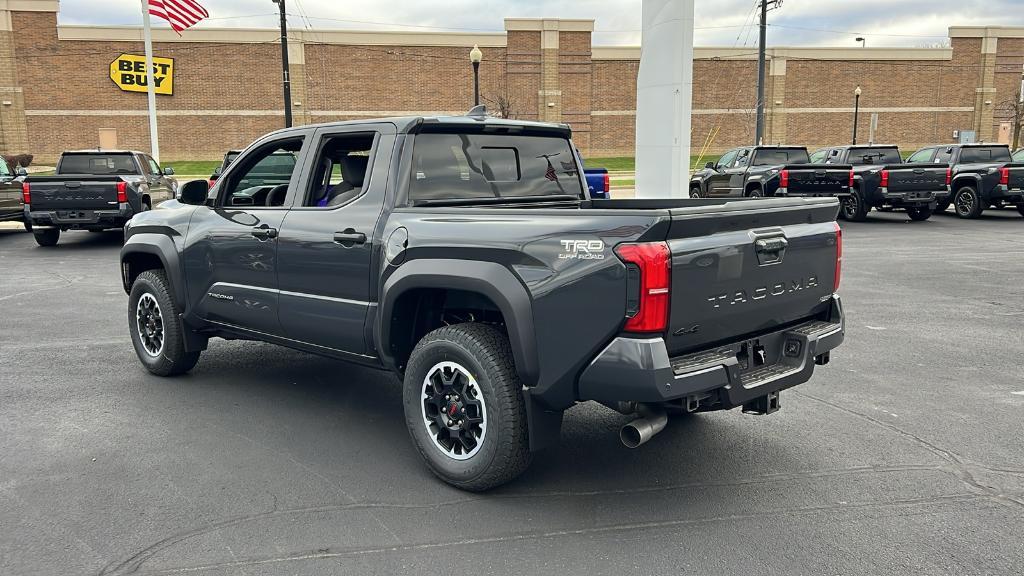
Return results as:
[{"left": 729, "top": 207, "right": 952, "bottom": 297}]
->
[
  {"left": 24, "top": 151, "right": 178, "bottom": 246},
  {"left": 689, "top": 145, "right": 853, "bottom": 199},
  {"left": 120, "top": 115, "right": 845, "bottom": 490},
  {"left": 907, "top": 143, "right": 1024, "bottom": 218},
  {"left": 809, "top": 145, "right": 949, "bottom": 222},
  {"left": 0, "top": 155, "right": 29, "bottom": 229},
  {"left": 209, "top": 149, "right": 241, "bottom": 184}
]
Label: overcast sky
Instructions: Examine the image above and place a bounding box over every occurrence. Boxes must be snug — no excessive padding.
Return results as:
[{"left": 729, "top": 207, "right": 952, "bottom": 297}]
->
[{"left": 58, "top": 0, "right": 1024, "bottom": 47}]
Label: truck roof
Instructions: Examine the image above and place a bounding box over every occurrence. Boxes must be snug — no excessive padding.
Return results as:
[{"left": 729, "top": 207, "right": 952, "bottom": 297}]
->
[
  {"left": 62, "top": 150, "right": 142, "bottom": 155},
  {"left": 831, "top": 144, "right": 898, "bottom": 149},
  {"left": 262, "top": 115, "right": 573, "bottom": 139}
]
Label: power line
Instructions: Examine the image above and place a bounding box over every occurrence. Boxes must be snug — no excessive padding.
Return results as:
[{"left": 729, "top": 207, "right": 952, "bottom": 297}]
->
[{"left": 767, "top": 23, "right": 948, "bottom": 38}]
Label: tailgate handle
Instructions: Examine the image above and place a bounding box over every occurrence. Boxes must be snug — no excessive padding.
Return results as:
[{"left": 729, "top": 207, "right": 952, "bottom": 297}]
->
[
  {"left": 913, "top": 169, "right": 925, "bottom": 174},
  {"left": 814, "top": 170, "right": 826, "bottom": 176},
  {"left": 755, "top": 237, "right": 788, "bottom": 253},
  {"left": 65, "top": 181, "right": 81, "bottom": 188}
]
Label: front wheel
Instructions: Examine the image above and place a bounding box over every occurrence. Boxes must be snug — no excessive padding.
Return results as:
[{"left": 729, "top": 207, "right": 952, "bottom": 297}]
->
[
  {"left": 839, "top": 191, "right": 869, "bottom": 222},
  {"left": 689, "top": 186, "right": 703, "bottom": 199},
  {"left": 953, "top": 186, "right": 984, "bottom": 219},
  {"left": 128, "top": 270, "right": 201, "bottom": 376},
  {"left": 745, "top": 187, "right": 763, "bottom": 198},
  {"left": 403, "top": 323, "right": 531, "bottom": 491},
  {"left": 906, "top": 206, "right": 933, "bottom": 221},
  {"left": 33, "top": 228, "right": 59, "bottom": 247}
]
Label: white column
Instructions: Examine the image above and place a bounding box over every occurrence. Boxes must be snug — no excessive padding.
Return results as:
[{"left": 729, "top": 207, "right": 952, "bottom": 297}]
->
[
  {"left": 635, "top": 0, "right": 694, "bottom": 198},
  {"left": 141, "top": 0, "right": 160, "bottom": 161}
]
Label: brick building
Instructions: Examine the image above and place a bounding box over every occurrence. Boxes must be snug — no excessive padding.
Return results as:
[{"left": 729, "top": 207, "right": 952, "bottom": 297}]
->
[{"left": 1, "top": 1, "right": 1023, "bottom": 162}]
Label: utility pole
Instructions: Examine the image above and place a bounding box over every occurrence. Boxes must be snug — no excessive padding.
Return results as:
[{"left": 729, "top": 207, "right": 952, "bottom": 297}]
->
[
  {"left": 755, "top": 0, "right": 782, "bottom": 145},
  {"left": 273, "top": 0, "right": 293, "bottom": 127}
]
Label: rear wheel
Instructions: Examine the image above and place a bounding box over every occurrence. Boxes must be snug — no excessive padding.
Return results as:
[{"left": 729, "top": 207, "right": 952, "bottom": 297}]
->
[
  {"left": 839, "top": 191, "right": 869, "bottom": 222},
  {"left": 33, "top": 228, "right": 59, "bottom": 247},
  {"left": 403, "top": 323, "right": 531, "bottom": 491},
  {"left": 1017, "top": 204, "right": 1024, "bottom": 218},
  {"left": 906, "top": 206, "right": 933, "bottom": 221},
  {"left": 128, "top": 270, "right": 201, "bottom": 376},
  {"left": 953, "top": 186, "right": 984, "bottom": 219},
  {"left": 745, "top": 187, "right": 763, "bottom": 198}
]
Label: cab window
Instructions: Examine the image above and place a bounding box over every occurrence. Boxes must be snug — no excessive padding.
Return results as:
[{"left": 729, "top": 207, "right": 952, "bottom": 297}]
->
[
  {"left": 809, "top": 149, "right": 828, "bottom": 163},
  {"left": 219, "top": 137, "right": 303, "bottom": 208},
  {"left": 716, "top": 149, "right": 738, "bottom": 169},
  {"left": 303, "top": 132, "right": 377, "bottom": 208},
  {"left": 907, "top": 148, "right": 934, "bottom": 163}
]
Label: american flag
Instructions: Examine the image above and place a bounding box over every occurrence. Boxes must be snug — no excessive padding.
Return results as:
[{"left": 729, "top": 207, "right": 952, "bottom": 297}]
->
[{"left": 148, "top": 0, "right": 209, "bottom": 34}]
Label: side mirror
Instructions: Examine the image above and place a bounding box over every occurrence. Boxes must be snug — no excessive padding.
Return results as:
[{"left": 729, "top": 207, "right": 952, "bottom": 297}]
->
[
  {"left": 179, "top": 179, "right": 209, "bottom": 205},
  {"left": 163, "top": 166, "right": 175, "bottom": 175},
  {"left": 705, "top": 161, "right": 716, "bottom": 170},
  {"left": 15, "top": 167, "right": 27, "bottom": 177}
]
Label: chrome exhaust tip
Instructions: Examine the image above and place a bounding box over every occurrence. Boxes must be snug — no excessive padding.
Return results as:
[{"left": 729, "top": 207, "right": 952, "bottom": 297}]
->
[{"left": 619, "top": 410, "right": 668, "bottom": 448}]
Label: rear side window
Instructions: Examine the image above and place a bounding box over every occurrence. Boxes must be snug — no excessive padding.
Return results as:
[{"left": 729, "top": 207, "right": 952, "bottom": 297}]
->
[
  {"left": 752, "top": 149, "right": 809, "bottom": 165},
  {"left": 907, "top": 148, "right": 934, "bottom": 163},
  {"left": 59, "top": 154, "right": 137, "bottom": 175},
  {"left": 848, "top": 148, "right": 901, "bottom": 165},
  {"left": 960, "top": 146, "right": 1012, "bottom": 163},
  {"left": 409, "top": 132, "right": 583, "bottom": 203}
]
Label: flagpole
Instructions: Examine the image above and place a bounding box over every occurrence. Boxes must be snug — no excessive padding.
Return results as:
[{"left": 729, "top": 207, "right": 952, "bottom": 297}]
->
[{"left": 141, "top": 0, "right": 160, "bottom": 162}]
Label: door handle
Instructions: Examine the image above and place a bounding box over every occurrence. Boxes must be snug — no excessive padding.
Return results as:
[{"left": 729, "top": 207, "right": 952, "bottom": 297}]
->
[
  {"left": 334, "top": 229, "right": 367, "bottom": 245},
  {"left": 251, "top": 225, "right": 278, "bottom": 240}
]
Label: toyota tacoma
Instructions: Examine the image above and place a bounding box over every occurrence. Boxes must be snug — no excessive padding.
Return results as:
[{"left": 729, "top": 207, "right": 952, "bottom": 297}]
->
[
  {"left": 120, "top": 114, "right": 845, "bottom": 490},
  {"left": 906, "top": 143, "right": 1024, "bottom": 218},
  {"left": 689, "top": 145, "right": 853, "bottom": 199}
]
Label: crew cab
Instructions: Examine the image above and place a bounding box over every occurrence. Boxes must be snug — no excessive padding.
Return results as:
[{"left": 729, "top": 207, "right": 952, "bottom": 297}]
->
[
  {"left": 689, "top": 145, "right": 853, "bottom": 199},
  {"left": 810, "top": 145, "right": 949, "bottom": 222},
  {"left": 24, "top": 151, "right": 178, "bottom": 246},
  {"left": 907, "top": 143, "right": 1024, "bottom": 218},
  {"left": 120, "top": 114, "right": 844, "bottom": 491},
  {"left": 0, "top": 156, "right": 29, "bottom": 229}
]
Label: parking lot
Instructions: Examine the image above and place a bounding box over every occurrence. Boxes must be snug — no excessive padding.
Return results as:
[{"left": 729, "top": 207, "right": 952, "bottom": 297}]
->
[{"left": 1, "top": 209, "right": 1023, "bottom": 575}]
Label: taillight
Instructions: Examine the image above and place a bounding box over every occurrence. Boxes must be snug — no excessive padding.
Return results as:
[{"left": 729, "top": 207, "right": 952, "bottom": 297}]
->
[
  {"left": 780, "top": 169, "right": 790, "bottom": 188},
  {"left": 999, "top": 167, "right": 1009, "bottom": 186},
  {"left": 879, "top": 169, "right": 889, "bottom": 188},
  {"left": 208, "top": 179, "right": 217, "bottom": 189},
  {"left": 849, "top": 169, "right": 855, "bottom": 188},
  {"left": 945, "top": 167, "right": 951, "bottom": 186},
  {"left": 833, "top": 222, "right": 843, "bottom": 292},
  {"left": 602, "top": 172, "right": 610, "bottom": 194},
  {"left": 21, "top": 182, "right": 30, "bottom": 204},
  {"left": 116, "top": 181, "right": 128, "bottom": 203},
  {"left": 615, "top": 242, "right": 671, "bottom": 333}
]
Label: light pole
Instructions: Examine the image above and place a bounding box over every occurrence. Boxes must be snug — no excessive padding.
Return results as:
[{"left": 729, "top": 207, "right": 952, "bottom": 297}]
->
[
  {"left": 855, "top": 36, "right": 866, "bottom": 47},
  {"left": 469, "top": 45, "right": 482, "bottom": 107},
  {"left": 272, "top": 0, "right": 292, "bottom": 127},
  {"left": 852, "top": 85, "right": 862, "bottom": 144}
]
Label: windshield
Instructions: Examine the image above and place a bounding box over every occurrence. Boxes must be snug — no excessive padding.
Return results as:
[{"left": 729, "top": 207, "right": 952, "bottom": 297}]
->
[
  {"left": 752, "top": 149, "right": 809, "bottom": 166},
  {"left": 960, "top": 146, "right": 1011, "bottom": 163},
  {"left": 58, "top": 154, "right": 138, "bottom": 175},
  {"left": 847, "top": 148, "right": 901, "bottom": 165},
  {"left": 409, "top": 131, "right": 584, "bottom": 203}
]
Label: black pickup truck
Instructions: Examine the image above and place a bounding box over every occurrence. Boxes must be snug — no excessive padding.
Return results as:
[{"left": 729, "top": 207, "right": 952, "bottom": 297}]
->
[
  {"left": 120, "top": 115, "right": 845, "bottom": 490},
  {"left": 0, "top": 156, "right": 29, "bottom": 229},
  {"left": 907, "top": 143, "right": 1024, "bottom": 218},
  {"left": 690, "top": 145, "right": 853, "bottom": 200},
  {"left": 24, "top": 151, "right": 178, "bottom": 246},
  {"left": 810, "top": 145, "right": 949, "bottom": 222}
]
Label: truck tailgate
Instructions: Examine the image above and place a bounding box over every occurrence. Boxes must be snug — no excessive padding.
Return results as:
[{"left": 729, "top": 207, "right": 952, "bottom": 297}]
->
[
  {"left": 1005, "top": 163, "right": 1024, "bottom": 190},
  {"left": 882, "top": 163, "right": 947, "bottom": 192},
  {"left": 663, "top": 198, "right": 840, "bottom": 355},
  {"left": 784, "top": 164, "right": 852, "bottom": 196},
  {"left": 27, "top": 176, "right": 123, "bottom": 211}
]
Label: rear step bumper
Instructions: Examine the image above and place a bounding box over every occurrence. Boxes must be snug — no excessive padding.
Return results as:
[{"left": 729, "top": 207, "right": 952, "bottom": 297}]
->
[
  {"left": 577, "top": 296, "right": 844, "bottom": 409},
  {"left": 879, "top": 188, "right": 949, "bottom": 207},
  {"left": 989, "top": 186, "right": 1024, "bottom": 203},
  {"left": 27, "top": 206, "right": 133, "bottom": 230}
]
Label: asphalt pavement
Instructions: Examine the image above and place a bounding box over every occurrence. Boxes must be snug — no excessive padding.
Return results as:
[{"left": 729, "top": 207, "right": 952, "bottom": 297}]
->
[{"left": 2, "top": 209, "right": 1023, "bottom": 575}]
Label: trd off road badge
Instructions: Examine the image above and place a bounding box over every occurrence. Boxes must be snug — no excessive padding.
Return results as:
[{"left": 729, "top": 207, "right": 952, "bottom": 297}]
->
[{"left": 559, "top": 239, "right": 605, "bottom": 260}]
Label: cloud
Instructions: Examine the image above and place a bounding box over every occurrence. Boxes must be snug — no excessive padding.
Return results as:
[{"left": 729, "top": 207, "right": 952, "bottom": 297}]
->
[{"left": 56, "top": 0, "right": 1024, "bottom": 47}]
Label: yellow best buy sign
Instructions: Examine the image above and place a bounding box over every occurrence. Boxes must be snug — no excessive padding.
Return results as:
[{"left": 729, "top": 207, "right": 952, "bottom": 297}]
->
[{"left": 109, "top": 54, "right": 174, "bottom": 95}]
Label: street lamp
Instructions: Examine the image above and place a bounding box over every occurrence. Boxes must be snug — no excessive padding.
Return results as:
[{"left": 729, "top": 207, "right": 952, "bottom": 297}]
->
[
  {"left": 852, "top": 85, "right": 862, "bottom": 144},
  {"left": 469, "top": 45, "right": 482, "bottom": 107},
  {"left": 855, "top": 37, "right": 866, "bottom": 47}
]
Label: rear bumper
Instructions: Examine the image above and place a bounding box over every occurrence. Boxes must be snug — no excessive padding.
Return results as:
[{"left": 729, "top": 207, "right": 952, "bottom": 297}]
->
[
  {"left": 988, "top": 186, "right": 1024, "bottom": 204},
  {"left": 776, "top": 188, "right": 851, "bottom": 198},
  {"left": 577, "top": 296, "right": 844, "bottom": 408},
  {"left": 879, "top": 187, "right": 949, "bottom": 207},
  {"left": 26, "top": 205, "right": 134, "bottom": 230}
]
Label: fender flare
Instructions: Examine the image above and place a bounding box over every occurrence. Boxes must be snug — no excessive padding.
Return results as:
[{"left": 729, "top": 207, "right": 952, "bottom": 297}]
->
[
  {"left": 377, "top": 259, "right": 538, "bottom": 387},
  {"left": 950, "top": 173, "right": 982, "bottom": 192},
  {"left": 120, "top": 233, "right": 184, "bottom": 308}
]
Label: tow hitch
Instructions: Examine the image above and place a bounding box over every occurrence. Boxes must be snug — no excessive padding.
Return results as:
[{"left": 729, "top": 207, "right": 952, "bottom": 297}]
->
[{"left": 742, "top": 391, "right": 781, "bottom": 415}]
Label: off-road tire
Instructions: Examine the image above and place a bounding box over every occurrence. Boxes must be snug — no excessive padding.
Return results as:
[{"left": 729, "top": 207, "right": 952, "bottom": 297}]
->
[
  {"left": 689, "top": 186, "right": 702, "bottom": 199},
  {"left": 745, "top": 187, "right": 764, "bottom": 198},
  {"left": 906, "top": 206, "right": 933, "bottom": 221},
  {"left": 403, "top": 323, "right": 531, "bottom": 491},
  {"left": 33, "top": 228, "right": 59, "bottom": 247},
  {"left": 128, "top": 270, "right": 201, "bottom": 376},
  {"left": 839, "top": 191, "right": 869, "bottom": 222},
  {"left": 953, "top": 186, "right": 984, "bottom": 219}
]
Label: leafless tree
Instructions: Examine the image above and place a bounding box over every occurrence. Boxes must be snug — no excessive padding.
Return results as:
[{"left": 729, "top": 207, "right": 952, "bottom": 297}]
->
[
  {"left": 997, "top": 90, "right": 1023, "bottom": 150},
  {"left": 482, "top": 89, "right": 515, "bottom": 119}
]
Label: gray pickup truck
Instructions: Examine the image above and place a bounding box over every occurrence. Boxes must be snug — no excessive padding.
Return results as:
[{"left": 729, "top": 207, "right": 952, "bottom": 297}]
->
[
  {"left": 120, "top": 114, "right": 845, "bottom": 490},
  {"left": 24, "top": 150, "right": 177, "bottom": 246}
]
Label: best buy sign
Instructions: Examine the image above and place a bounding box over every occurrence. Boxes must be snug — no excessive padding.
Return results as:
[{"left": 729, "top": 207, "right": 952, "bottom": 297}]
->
[{"left": 109, "top": 54, "right": 174, "bottom": 95}]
